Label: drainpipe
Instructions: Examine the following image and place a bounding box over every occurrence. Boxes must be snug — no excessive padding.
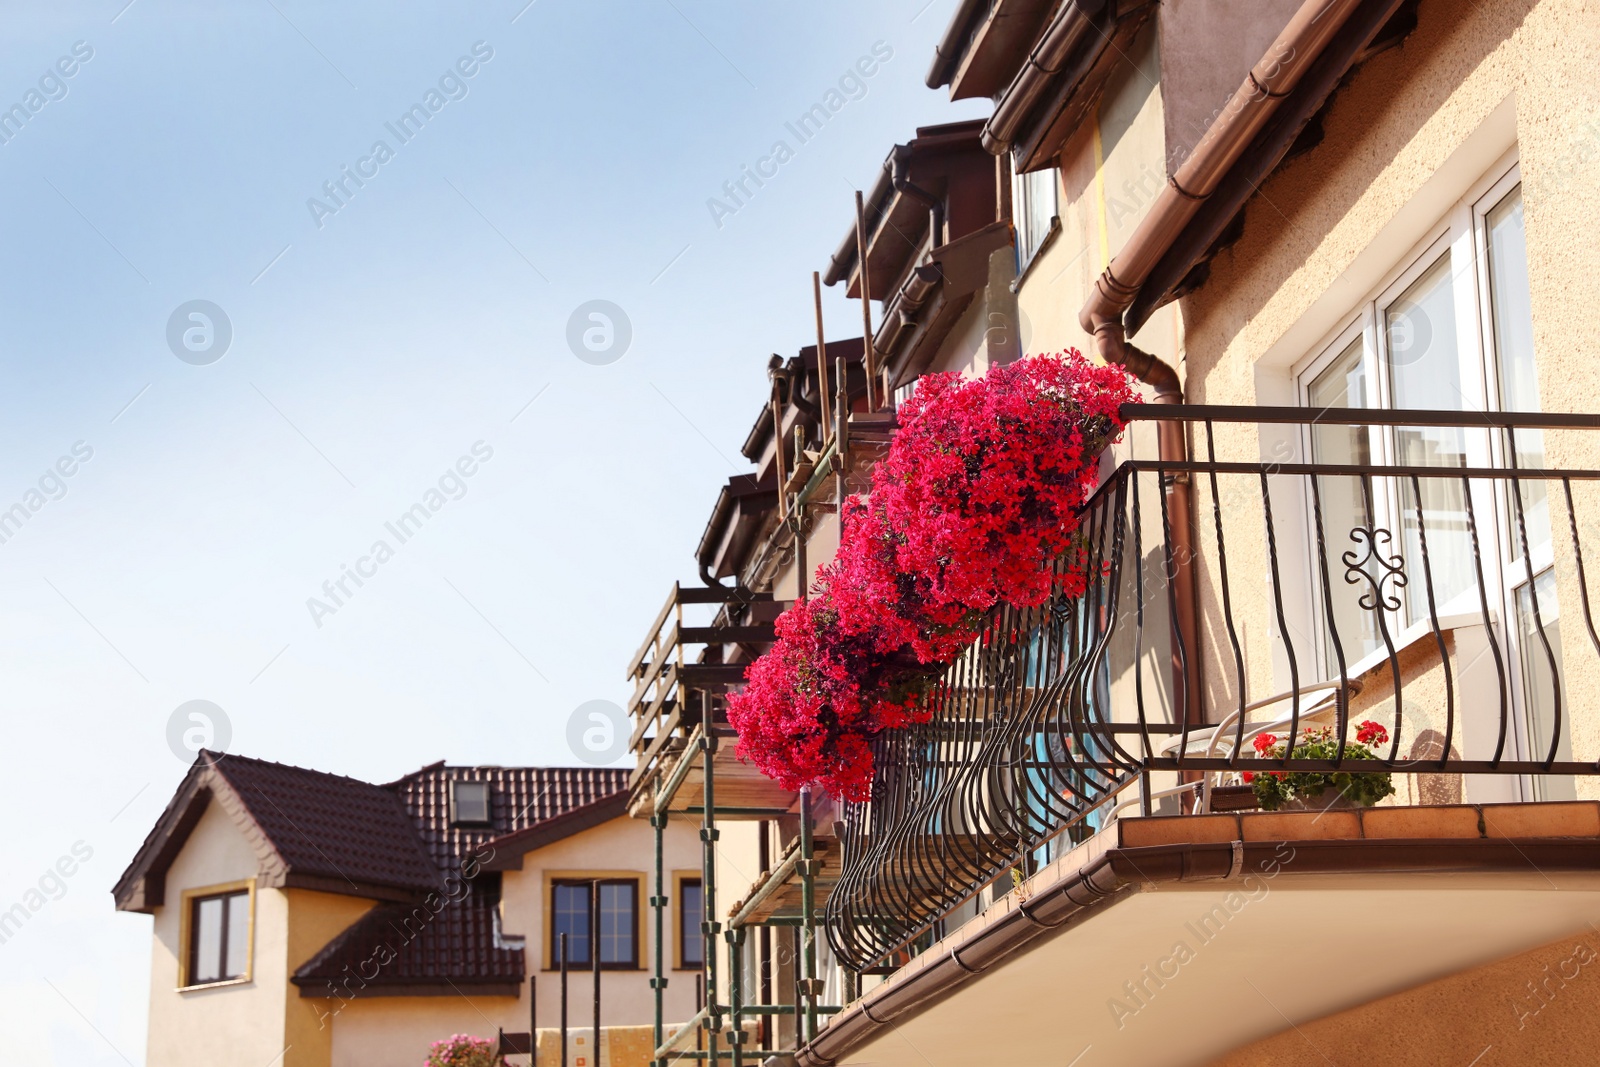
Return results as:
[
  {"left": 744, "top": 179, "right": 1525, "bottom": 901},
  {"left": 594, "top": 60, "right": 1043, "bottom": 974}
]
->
[
  {"left": 1077, "top": 0, "right": 1370, "bottom": 734},
  {"left": 770, "top": 356, "right": 821, "bottom": 423},
  {"left": 890, "top": 145, "right": 945, "bottom": 249}
]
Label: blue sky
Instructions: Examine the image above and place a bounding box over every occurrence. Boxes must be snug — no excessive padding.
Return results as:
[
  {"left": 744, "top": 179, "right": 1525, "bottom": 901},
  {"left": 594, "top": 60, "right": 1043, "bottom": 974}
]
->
[{"left": 0, "top": 1, "right": 988, "bottom": 1061}]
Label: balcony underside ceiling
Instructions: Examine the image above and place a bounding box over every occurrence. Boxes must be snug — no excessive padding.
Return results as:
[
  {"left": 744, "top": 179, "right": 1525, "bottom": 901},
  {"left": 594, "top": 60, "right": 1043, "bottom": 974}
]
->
[{"left": 833, "top": 867, "right": 1600, "bottom": 1067}]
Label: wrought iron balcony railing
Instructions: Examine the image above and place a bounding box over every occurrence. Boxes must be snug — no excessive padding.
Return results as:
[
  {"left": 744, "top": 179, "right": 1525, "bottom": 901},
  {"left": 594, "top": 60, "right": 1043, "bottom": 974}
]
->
[{"left": 825, "top": 404, "right": 1600, "bottom": 970}]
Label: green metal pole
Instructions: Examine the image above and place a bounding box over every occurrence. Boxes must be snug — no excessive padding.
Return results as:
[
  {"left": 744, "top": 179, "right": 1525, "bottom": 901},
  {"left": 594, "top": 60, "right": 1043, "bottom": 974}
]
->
[
  {"left": 701, "top": 719, "right": 722, "bottom": 1067},
  {"left": 650, "top": 811, "right": 667, "bottom": 1067},
  {"left": 728, "top": 926, "right": 745, "bottom": 1067},
  {"left": 798, "top": 787, "right": 818, "bottom": 1044}
]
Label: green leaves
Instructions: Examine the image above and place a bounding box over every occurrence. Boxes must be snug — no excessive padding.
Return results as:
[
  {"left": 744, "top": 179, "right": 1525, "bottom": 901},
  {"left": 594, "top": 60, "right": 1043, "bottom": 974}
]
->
[{"left": 1248, "top": 730, "right": 1397, "bottom": 811}]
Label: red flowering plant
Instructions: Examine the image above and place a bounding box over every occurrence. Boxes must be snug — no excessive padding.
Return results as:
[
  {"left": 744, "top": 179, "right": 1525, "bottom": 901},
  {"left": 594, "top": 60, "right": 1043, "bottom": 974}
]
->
[
  {"left": 1243, "top": 720, "right": 1396, "bottom": 811},
  {"left": 727, "top": 352, "right": 1135, "bottom": 800}
]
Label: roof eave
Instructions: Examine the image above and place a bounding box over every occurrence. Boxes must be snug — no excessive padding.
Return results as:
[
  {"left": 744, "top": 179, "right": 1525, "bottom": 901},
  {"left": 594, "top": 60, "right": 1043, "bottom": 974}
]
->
[{"left": 478, "top": 791, "right": 631, "bottom": 872}]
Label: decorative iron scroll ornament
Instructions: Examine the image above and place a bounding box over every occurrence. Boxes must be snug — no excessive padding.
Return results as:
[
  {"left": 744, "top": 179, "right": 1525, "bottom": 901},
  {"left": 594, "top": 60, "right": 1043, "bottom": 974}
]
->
[{"left": 1342, "top": 525, "right": 1407, "bottom": 611}]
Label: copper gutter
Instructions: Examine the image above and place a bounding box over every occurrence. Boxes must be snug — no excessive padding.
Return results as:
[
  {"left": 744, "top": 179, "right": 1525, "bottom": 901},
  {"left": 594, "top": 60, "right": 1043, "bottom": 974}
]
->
[
  {"left": 793, "top": 836, "right": 1600, "bottom": 1066},
  {"left": 1077, "top": 0, "right": 1369, "bottom": 734},
  {"left": 980, "top": 0, "right": 1106, "bottom": 156},
  {"left": 925, "top": 0, "right": 990, "bottom": 90}
]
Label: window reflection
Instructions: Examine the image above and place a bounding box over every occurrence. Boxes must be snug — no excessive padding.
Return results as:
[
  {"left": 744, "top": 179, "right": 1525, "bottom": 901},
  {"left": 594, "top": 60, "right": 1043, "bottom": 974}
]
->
[{"left": 1386, "top": 254, "right": 1474, "bottom": 622}]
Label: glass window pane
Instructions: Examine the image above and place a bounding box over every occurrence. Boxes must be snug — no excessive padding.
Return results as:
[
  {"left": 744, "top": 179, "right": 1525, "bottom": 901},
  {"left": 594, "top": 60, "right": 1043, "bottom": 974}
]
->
[
  {"left": 599, "top": 882, "right": 634, "bottom": 965},
  {"left": 1486, "top": 185, "right": 1549, "bottom": 557},
  {"left": 223, "top": 893, "right": 249, "bottom": 979},
  {"left": 552, "top": 884, "right": 590, "bottom": 965},
  {"left": 1386, "top": 253, "right": 1474, "bottom": 620},
  {"left": 1014, "top": 168, "right": 1058, "bottom": 263},
  {"left": 1308, "top": 338, "right": 1380, "bottom": 663},
  {"left": 1387, "top": 253, "right": 1464, "bottom": 414},
  {"left": 1487, "top": 187, "right": 1538, "bottom": 412},
  {"left": 451, "top": 781, "right": 490, "bottom": 825},
  {"left": 193, "top": 897, "right": 223, "bottom": 983},
  {"left": 680, "top": 881, "right": 703, "bottom": 967},
  {"left": 1518, "top": 570, "right": 1573, "bottom": 801}
]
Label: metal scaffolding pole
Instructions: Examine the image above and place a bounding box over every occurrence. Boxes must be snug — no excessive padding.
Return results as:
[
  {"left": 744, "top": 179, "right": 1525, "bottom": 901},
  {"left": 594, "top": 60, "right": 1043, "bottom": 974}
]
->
[
  {"left": 559, "top": 933, "right": 569, "bottom": 1067},
  {"left": 798, "top": 787, "right": 819, "bottom": 1044},
  {"left": 728, "top": 925, "right": 745, "bottom": 1067},
  {"left": 700, "top": 715, "right": 722, "bottom": 1067},
  {"left": 650, "top": 811, "right": 667, "bottom": 1067},
  {"left": 591, "top": 882, "right": 601, "bottom": 1067}
]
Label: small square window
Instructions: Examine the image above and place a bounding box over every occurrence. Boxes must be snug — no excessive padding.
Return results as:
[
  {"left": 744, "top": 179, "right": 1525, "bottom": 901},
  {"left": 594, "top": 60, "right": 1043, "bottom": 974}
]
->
[{"left": 450, "top": 780, "right": 491, "bottom": 826}]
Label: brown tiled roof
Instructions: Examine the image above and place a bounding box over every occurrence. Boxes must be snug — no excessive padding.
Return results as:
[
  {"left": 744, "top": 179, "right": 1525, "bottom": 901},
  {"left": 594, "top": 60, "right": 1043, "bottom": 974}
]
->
[
  {"left": 113, "top": 751, "right": 441, "bottom": 911},
  {"left": 114, "top": 752, "right": 628, "bottom": 994},
  {"left": 211, "top": 753, "right": 441, "bottom": 895},
  {"left": 293, "top": 764, "right": 629, "bottom": 993}
]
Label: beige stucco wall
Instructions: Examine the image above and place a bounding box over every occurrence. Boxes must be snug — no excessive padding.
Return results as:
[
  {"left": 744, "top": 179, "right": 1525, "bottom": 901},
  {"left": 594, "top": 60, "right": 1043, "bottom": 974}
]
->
[
  {"left": 1021, "top": 18, "right": 1183, "bottom": 375},
  {"left": 1163, "top": 0, "right": 1600, "bottom": 783},
  {"left": 330, "top": 995, "right": 522, "bottom": 1067},
  {"left": 1006, "top": 17, "right": 1186, "bottom": 750},
  {"left": 1211, "top": 928, "right": 1600, "bottom": 1065},
  {"left": 146, "top": 800, "right": 287, "bottom": 1067},
  {"left": 319, "top": 814, "right": 699, "bottom": 1066},
  {"left": 145, "top": 800, "right": 379, "bottom": 1067},
  {"left": 502, "top": 813, "right": 702, "bottom": 1030}
]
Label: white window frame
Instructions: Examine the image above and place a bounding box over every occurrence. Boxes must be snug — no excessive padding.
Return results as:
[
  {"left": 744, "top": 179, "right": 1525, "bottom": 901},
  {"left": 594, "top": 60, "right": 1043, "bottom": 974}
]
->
[
  {"left": 1012, "top": 165, "right": 1059, "bottom": 270},
  {"left": 1290, "top": 151, "right": 1557, "bottom": 777}
]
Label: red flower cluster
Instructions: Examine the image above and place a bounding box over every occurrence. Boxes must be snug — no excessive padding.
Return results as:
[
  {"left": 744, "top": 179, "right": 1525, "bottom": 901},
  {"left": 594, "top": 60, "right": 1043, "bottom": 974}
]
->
[
  {"left": 726, "top": 352, "right": 1135, "bottom": 799},
  {"left": 1355, "top": 720, "right": 1389, "bottom": 746},
  {"left": 1252, "top": 733, "right": 1279, "bottom": 755}
]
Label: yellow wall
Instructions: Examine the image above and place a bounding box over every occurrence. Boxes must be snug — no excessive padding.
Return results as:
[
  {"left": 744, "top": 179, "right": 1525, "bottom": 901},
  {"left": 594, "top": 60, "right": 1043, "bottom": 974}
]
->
[{"left": 283, "top": 890, "right": 377, "bottom": 1067}]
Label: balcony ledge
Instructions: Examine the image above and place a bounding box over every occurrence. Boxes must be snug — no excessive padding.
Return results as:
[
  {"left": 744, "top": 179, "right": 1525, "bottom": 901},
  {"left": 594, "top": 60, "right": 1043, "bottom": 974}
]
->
[{"left": 799, "top": 802, "right": 1600, "bottom": 1067}]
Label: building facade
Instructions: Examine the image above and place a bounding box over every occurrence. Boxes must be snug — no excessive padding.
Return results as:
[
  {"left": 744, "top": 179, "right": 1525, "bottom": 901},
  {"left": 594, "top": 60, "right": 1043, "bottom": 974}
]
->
[{"left": 627, "top": 1, "right": 1600, "bottom": 1065}]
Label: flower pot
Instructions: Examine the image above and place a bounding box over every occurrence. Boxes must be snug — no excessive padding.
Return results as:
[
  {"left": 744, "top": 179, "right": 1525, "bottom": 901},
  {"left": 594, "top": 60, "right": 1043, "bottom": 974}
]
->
[{"left": 1281, "top": 787, "right": 1357, "bottom": 812}]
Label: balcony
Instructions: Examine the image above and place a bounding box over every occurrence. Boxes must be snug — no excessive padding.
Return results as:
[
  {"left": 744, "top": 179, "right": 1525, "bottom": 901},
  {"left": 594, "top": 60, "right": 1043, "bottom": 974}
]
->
[
  {"left": 625, "top": 581, "right": 790, "bottom": 818},
  {"left": 825, "top": 403, "right": 1600, "bottom": 971}
]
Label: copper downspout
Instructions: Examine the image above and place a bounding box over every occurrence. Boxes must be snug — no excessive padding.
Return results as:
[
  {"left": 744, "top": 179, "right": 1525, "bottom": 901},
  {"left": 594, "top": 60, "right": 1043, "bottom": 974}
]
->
[{"left": 1077, "top": 0, "right": 1369, "bottom": 732}]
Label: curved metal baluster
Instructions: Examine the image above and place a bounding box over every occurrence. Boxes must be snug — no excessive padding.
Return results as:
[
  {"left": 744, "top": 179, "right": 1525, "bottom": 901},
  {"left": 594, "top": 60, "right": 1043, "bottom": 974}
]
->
[
  {"left": 1205, "top": 421, "right": 1249, "bottom": 767},
  {"left": 1130, "top": 464, "right": 1150, "bottom": 760},
  {"left": 1462, "top": 474, "right": 1508, "bottom": 764},
  {"left": 1308, "top": 475, "right": 1352, "bottom": 762},
  {"left": 1260, "top": 468, "right": 1303, "bottom": 756},
  {"left": 1561, "top": 478, "right": 1600, "bottom": 772},
  {"left": 1406, "top": 473, "right": 1452, "bottom": 768},
  {"left": 1505, "top": 446, "right": 1562, "bottom": 767}
]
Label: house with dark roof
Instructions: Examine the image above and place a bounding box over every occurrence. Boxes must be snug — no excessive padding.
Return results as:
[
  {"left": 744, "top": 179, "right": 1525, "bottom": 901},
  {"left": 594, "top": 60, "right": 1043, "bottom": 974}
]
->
[{"left": 115, "top": 751, "right": 701, "bottom": 1067}]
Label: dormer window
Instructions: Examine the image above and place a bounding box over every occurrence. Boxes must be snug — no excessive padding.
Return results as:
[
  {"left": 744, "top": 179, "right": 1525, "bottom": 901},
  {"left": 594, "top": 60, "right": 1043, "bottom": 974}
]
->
[{"left": 450, "top": 780, "right": 491, "bottom": 826}]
